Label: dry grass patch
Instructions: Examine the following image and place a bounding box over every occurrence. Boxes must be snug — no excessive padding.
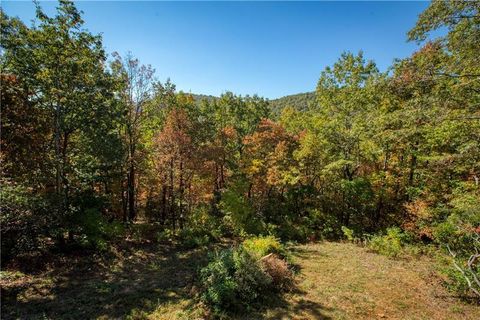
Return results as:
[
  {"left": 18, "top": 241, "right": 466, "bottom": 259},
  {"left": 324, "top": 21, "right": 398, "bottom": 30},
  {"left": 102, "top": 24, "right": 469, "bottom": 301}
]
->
[{"left": 260, "top": 242, "right": 479, "bottom": 320}]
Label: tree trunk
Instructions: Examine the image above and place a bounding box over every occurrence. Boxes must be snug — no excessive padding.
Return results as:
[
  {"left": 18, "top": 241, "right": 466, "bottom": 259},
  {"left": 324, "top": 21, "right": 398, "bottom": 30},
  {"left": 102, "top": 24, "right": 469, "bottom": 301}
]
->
[
  {"left": 170, "top": 158, "right": 176, "bottom": 230},
  {"left": 127, "top": 163, "right": 135, "bottom": 222},
  {"left": 179, "top": 160, "right": 184, "bottom": 230},
  {"left": 160, "top": 184, "right": 167, "bottom": 225}
]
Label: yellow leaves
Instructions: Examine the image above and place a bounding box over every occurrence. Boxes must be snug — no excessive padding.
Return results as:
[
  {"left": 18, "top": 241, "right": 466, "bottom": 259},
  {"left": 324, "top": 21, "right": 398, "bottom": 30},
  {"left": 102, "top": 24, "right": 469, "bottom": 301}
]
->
[{"left": 246, "top": 159, "right": 264, "bottom": 176}]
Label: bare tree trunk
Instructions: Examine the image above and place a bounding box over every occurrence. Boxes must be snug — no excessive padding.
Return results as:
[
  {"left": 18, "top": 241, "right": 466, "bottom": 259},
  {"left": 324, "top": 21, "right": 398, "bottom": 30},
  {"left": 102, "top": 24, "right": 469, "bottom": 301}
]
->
[
  {"left": 127, "top": 134, "right": 136, "bottom": 222},
  {"left": 160, "top": 184, "right": 167, "bottom": 225},
  {"left": 121, "top": 176, "right": 128, "bottom": 222},
  {"left": 179, "top": 160, "right": 184, "bottom": 230},
  {"left": 408, "top": 142, "right": 418, "bottom": 187},
  {"left": 170, "top": 158, "right": 176, "bottom": 230},
  {"left": 127, "top": 162, "right": 135, "bottom": 222}
]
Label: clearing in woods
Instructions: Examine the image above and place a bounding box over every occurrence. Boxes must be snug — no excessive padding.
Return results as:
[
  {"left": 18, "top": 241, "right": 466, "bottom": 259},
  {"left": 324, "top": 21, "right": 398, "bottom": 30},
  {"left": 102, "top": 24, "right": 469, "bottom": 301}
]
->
[{"left": 1, "top": 241, "right": 479, "bottom": 319}]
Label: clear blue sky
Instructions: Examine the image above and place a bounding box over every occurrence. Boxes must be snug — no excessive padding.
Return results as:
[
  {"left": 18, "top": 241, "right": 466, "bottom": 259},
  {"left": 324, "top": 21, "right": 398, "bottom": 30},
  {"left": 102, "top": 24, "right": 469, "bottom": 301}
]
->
[{"left": 2, "top": 1, "right": 432, "bottom": 99}]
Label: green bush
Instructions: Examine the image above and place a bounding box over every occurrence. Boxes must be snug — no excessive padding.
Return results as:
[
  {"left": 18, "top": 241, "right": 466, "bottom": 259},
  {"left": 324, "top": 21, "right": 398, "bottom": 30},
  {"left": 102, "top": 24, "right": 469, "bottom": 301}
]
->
[
  {"left": 0, "top": 180, "right": 57, "bottom": 262},
  {"left": 199, "top": 241, "right": 294, "bottom": 315},
  {"left": 200, "top": 247, "right": 271, "bottom": 314},
  {"left": 341, "top": 226, "right": 355, "bottom": 242},
  {"left": 220, "top": 183, "right": 265, "bottom": 236},
  {"left": 432, "top": 188, "right": 480, "bottom": 298},
  {"left": 75, "top": 208, "right": 125, "bottom": 250},
  {"left": 368, "top": 227, "right": 406, "bottom": 257},
  {"left": 178, "top": 228, "right": 212, "bottom": 249}
]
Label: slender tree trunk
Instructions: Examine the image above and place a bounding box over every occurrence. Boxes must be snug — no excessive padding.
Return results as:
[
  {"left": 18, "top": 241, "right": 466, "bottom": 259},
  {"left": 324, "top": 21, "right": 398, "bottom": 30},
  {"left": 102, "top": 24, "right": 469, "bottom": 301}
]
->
[
  {"left": 373, "top": 148, "right": 389, "bottom": 228},
  {"left": 408, "top": 142, "right": 418, "bottom": 187},
  {"left": 127, "top": 163, "right": 135, "bottom": 221},
  {"left": 127, "top": 135, "right": 136, "bottom": 222},
  {"left": 160, "top": 184, "right": 167, "bottom": 225},
  {"left": 179, "top": 160, "right": 184, "bottom": 230},
  {"left": 121, "top": 177, "right": 128, "bottom": 222},
  {"left": 170, "top": 158, "right": 176, "bottom": 230}
]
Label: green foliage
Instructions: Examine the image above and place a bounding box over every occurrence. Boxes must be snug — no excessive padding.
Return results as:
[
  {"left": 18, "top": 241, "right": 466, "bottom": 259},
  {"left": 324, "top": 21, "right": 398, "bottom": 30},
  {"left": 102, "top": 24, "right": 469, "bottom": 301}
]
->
[
  {"left": 431, "top": 187, "right": 480, "bottom": 298},
  {"left": 242, "top": 235, "right": 284, "bottom": 258},
  {"left": 199, "top": 237, "right": 294, "bottom": 314},
  {"left": 156, "top": 229, "right": 175, "bottom": 243},
  {"left": 368, "top": 227, "right": 406, "bottom": 258},
  {"left": 74, "top": 209, "right": 125, "bottom": 250},
  {"left": 177, "top": 228, "right": 212, "bottom": 249},
  {"left": 341, "top": 226, "right": 355, "bottom": 242},
  {"left": 220, "top": 184, "right": 264, "bottom": 237},
  {"left": 0, "top": 180, "right": 50, "bottom": 262},
  {"left": 1, "top": 3, "right": 479, "bottom": 307},
  {"left": 199, "top": 247, "right": 271, "bottom": 314}
]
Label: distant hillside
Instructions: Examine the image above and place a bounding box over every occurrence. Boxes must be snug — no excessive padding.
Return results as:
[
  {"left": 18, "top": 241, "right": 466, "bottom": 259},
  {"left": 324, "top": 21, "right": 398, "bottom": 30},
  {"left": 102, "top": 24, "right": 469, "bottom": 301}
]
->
[
  {"left": 269, "top": 92, "right": 316, "bottom": 115},
  {"left": 187, "top": 91, "right": 316, "bottom": 115},
  {"left": 187, "top": 93, "right": 218, "bottom": 104}
]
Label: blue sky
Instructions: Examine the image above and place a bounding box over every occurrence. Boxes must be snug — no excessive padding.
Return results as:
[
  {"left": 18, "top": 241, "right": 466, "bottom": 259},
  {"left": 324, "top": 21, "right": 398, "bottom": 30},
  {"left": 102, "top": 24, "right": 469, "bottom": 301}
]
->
[{"left": 2, "top": 1, "right": 431, "bottom": 99}]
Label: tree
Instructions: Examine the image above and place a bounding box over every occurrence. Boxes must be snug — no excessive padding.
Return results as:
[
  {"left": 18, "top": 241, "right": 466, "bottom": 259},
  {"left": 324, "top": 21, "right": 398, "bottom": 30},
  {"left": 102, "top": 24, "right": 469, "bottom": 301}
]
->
[
  {"left": 154, "top": 107, "right": 196, "bottom": 229},
  {"left": 1, "top": 0, "right": 120, "bottom": 244},
  {"left": 110, "top": 52, "right": 155, "bottom": 222}
]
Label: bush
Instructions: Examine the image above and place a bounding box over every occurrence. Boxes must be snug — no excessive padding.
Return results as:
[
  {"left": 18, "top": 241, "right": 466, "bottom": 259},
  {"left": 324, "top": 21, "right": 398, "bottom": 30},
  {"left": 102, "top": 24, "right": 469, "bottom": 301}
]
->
[
  {"left": 200, "top": 248, "right": 238, "bottom": 313},
  {"left": 178, "top": 228, "right": 212, "bottom": 249},
  {"left": 0, "top": 181, "right": 51, "bottom": 263},
  {"left": 242, "top": 235, "right": 284, "bottom": 258},
  {"left": 341, "top": 226, "right": 355, "bottom": 242},
  {"left": 199, "top": 240, "right": 294, "bottom": 315},
  {"left": 220, "top": 183, "right": 265, "bottom": 236},
  {"left": 199, "top": 247, "right": 271, "bottom": 314},
  {"left": 74, "top": 208, "right": 125, "bottom": 250},
  {"left": 233, "top": 248, "right": 273, "bottom": 304},
  {"left": 432, "top": 188, "right": 480, "bottom": 299},
  {"left": 259, "top": 253, "right": 294, "bottom": 291},
  {"left": 156, "top": 228, "right": 174, "bottom": 242},
  {"left": 368, "top": 227, "right": 406, "bottom": 257}
]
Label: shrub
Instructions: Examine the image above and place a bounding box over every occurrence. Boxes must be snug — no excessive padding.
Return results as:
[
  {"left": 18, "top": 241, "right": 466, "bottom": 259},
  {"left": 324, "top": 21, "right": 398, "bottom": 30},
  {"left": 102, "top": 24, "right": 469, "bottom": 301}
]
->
[
  {"left": 199, "top": 247, "right": 272, "bottom": 314},
  {"left": 74, "top": 208, "right": 125, "bottom": 250},
  {"left": 200, "top": 249, "right": 238, "bottom": 313},
  {"left": 0, "top": 181, "right": 51, "bottom": 263},
  {"left": 368, "top": 227, "right": 406, "bottom": 257},
  {"left": 178, "top": 228, "right": 212, "bottom": 249},
  {"left": 259, "top": 253, "right": 294, "bottom": 291},
  {"left": 156, "top": 229, "right": 174, "bottom": 242},
  {"left": 199, "top": 242, "right": 294, "bottom": 315},
  {"left": 242, "top": 235, "right": 284, "bottom": 258},
  {"left": 220, "top": 183, "right": 265, "bottom": 236},
  {"left": 341, "top": 226, "right": 355, "bottom": 242},
  {"left": 432, "top": 188, "right": 480, "bottom": 299},
  {"left": 233, "top": 248, "right": 273, "bottom": 304}
]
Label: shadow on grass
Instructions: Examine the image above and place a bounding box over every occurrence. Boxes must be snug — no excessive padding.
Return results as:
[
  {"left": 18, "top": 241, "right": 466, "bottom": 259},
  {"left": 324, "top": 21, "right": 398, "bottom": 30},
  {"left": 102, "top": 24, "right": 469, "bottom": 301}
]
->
[
  {"left": 2, "top": 242, "right": 211, "bottom": 319},
  {"left": 232, "top": 286, "right": 334, "bottom": 320},
  {"left": 2, "top": 241, "right": 337, "bottom": 319}
]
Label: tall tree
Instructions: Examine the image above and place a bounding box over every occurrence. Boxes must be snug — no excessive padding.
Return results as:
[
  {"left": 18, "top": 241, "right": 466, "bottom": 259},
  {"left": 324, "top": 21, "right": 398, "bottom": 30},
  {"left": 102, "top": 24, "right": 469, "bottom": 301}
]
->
[{"left": 110, "top": 52, "right": 155, "bottom": 222}]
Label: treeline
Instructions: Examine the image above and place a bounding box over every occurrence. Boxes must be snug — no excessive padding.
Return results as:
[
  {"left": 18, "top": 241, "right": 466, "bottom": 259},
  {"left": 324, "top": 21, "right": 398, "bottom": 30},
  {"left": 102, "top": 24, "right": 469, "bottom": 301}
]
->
[{"left": 1, "top": 0, "right": 479, "bottom": 294}]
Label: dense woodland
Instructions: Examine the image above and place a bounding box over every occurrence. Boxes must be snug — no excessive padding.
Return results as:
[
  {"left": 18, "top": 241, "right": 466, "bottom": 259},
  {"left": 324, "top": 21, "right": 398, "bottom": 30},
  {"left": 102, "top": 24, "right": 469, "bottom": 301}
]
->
[{"left": 1, "top": 0, "right": 480, "bottom": 313}]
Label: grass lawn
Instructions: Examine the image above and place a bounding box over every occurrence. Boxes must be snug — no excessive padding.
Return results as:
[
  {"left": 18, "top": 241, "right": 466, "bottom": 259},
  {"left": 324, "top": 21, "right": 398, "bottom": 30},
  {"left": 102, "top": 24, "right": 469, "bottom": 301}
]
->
[{"left": 1, "top": 241, "right": 479, "bottom": 319}]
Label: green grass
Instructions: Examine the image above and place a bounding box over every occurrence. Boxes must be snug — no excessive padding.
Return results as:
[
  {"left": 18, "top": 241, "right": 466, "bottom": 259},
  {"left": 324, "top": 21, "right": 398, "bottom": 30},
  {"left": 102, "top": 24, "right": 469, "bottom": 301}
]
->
[{"left": 2, "top": 242, "right": 479, "bottom": 319}]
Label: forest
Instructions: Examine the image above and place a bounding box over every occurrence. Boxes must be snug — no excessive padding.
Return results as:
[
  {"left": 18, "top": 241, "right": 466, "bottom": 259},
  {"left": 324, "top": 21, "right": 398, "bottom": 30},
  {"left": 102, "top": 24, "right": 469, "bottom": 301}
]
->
[{"left": 1, "top": 1, "right": 479, "bottom": 319}]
